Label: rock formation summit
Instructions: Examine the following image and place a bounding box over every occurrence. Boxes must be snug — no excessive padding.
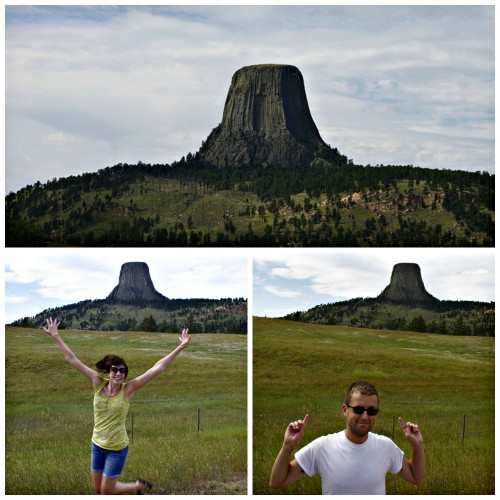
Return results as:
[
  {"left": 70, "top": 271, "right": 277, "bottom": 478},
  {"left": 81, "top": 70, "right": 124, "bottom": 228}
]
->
[
  {"left": 107, "top": 262, "right": 165, "bottom": 302},
  {"left": 199, "top": 64, "right": 330, "bottom": 168},
  {"left": 378, "top": 263, "right": 438, "bottom": 303}
]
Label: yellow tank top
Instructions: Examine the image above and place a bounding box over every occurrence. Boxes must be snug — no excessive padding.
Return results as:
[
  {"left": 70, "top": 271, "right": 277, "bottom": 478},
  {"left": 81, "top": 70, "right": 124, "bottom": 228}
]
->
[{"left": 92, "top": 379, "right": 130, "bottom": 450}]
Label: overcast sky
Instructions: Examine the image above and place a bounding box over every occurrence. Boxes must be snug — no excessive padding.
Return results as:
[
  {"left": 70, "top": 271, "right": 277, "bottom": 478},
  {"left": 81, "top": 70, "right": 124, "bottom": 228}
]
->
[
  {"left": 253, "top": 248, "right": 495, "bottom": 318},
  {"left": 4, "top": 248, "right": 249, "bottom": 324},
  {"left": 5, "top": 4, "right": 494, "bottom": 193}
]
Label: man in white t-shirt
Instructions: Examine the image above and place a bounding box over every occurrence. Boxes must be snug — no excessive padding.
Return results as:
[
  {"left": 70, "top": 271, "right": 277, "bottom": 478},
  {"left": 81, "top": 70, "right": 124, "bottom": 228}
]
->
[{"left": 269, "top": 381, "right": 424, "bottom": 494}]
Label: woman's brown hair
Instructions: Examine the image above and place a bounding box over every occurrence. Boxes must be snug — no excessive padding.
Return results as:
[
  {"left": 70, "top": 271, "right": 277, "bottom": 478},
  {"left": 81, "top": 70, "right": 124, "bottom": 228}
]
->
[{"left": 95, "top": 354, "right": 129, "bottom": 378}]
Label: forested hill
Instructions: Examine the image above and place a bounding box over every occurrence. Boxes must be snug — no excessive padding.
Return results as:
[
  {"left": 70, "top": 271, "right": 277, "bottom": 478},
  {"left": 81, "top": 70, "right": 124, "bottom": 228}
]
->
[
  {"left": 9, "top": 296, "right": 248, "bottom": 334},
  {"left": 282, "top": 297, "right": 494, "bottom": 336},
  {"left": 6, "top": 154, "right": 495, "bottom": 247}
]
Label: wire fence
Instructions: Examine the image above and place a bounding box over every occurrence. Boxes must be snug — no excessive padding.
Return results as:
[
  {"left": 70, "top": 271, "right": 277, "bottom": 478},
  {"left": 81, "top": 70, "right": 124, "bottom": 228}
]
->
[{"left": 128, "top": 402, "right": 246, "bottom": 442}]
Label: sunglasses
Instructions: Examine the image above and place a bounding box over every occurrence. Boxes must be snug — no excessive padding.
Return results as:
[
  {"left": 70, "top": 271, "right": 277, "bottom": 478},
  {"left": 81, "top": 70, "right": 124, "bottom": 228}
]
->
[
  {"left": 347, "top": 405, "right": 379, "bottom": 416},
  {"left": 110, "top": 367, "right": 127, "bottom": 374}
]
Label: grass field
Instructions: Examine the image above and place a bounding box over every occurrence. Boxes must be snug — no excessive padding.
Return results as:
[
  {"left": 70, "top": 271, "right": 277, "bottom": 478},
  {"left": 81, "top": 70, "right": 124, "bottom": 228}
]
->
[
  {"left": 253, "top": 317, "right": 494, "bottom": 495},
  {"left": 5, "top": 327, "right": 247, "bottom": 494}
]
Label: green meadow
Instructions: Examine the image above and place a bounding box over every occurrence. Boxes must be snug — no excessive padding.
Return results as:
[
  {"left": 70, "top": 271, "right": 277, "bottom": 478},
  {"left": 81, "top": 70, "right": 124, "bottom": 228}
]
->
[
  {"left": 253, "top": 317, "right": 494, "bottom": 495},
  {"left": 5, "top": 327, "right": 247, "bottom": 495}
]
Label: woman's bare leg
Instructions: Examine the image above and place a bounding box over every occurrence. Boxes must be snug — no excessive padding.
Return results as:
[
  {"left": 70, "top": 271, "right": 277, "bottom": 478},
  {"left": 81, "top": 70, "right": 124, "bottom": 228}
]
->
[
  {"left": 100, "top": 476, "right": 144, "bottom": 495},
  {"left": 92, "top": 472, "right": 103, "bottom": 494}
]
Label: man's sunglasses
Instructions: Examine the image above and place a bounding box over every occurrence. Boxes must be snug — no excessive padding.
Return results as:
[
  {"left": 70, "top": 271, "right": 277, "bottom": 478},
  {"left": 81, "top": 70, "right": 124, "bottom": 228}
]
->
[
  {"left": 110, "top": 367, "right": 127, "bottom": 374},
  {"left": 347, "top": 405, "right": 379, "bottom": 416}
]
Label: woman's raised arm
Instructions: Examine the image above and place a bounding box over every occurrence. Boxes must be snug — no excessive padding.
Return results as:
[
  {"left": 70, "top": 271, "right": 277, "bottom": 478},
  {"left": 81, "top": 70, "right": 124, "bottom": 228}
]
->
[
  {"left": 126, "top": 328, "right": 191, "bottom": 400},
  {"left": 44, "top": 317, "right": 102, "bottom": 389}
]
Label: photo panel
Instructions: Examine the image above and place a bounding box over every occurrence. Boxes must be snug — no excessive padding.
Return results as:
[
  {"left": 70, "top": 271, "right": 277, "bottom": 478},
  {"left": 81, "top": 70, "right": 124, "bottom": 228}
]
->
[
  {"left": 5, "top": 247, "right": 250, "bottom": 495},
  {"left": 252, "top": 248, "right": 494, "bottom": 495}
]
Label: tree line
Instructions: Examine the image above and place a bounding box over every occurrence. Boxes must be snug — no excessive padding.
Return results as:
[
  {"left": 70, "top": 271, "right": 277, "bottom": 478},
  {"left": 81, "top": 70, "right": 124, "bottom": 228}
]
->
[
  {"left": 9, "top": 297, "right": 248, "bottom": 334},
  {"left": 283, "top": 297, "right": 495, "bottom": 336},
  {"left": 7, "top": 154, "right": 494, "bottom": 208},
  {"left": 6, "top": 153, "right": 494, "bottom": 247}
]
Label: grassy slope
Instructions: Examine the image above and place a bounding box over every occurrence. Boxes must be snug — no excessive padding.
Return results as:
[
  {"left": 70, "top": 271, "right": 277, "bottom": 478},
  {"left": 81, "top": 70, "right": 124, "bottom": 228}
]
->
[
  {"left": 5, "top": 328, "right": 247, "bottom": 494},
  {"left": 56, "top": 178, "right": 266, "bottom": 240},
  {"left": 26, "top": 175, "right": 491, "bottom": 244},
  {"left": 253, "top": 317, "right": 494, "bottom": 495}
]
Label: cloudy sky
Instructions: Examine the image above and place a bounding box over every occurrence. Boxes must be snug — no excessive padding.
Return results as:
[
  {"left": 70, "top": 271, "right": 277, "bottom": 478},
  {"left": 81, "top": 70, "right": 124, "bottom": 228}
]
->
[
  {"left": 4, "top": 248, "right": 249, "bottom": 324},
  {"left": 253, "top": 248, "right": 495, "bottom": 318},
  {"left": 5, "top": 4, "right": 494, "bottom": 193}
]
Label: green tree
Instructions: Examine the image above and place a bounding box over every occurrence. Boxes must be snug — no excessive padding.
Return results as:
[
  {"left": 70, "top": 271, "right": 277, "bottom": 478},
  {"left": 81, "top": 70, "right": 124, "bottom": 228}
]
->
[
  {"left": 20, "top": 317, "right": 31, "bottom": 328},
  {"left": 185, "top": 313, "right": 196, "bottom": 333},
  {"left": 452, "top": 315, "right": 470, "bottom": 336},
  {"left": 140, "top": 315, "right": 158, "bottom": 332},
  {"left": 408, "top": 315, "right": 426, "bottom": 333}
]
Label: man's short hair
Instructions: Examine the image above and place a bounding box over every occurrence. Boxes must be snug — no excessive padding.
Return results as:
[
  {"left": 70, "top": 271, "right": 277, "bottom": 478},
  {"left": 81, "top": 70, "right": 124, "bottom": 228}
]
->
[{"left": 344, "top": 381, "right": 379, "bottom": 406}]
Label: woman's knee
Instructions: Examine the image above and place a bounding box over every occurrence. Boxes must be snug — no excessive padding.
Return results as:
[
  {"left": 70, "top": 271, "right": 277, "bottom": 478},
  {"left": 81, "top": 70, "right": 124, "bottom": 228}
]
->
[
  {"left": 92, "top": 472, "right": 103, "bottom": 494},
  {"left": 100, "top": 478, "right": 117, "bottom": 495}
]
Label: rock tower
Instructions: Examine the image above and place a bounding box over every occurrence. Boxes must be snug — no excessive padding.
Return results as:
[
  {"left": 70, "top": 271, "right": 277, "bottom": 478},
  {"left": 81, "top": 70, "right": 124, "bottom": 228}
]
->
[
  {"left": 378, "top": 263, "right": 437, "bottom": 303},
  {"left": 107, "top": 262, "right": 165, "bottom": 302},
  {"left": 199, "top": 64, "right": 330, "bottom": 168}
]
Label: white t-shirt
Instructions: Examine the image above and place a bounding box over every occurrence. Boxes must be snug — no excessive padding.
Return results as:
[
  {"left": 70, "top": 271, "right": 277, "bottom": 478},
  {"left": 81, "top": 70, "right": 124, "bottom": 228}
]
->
[{"left": 295, "top": 431, "right": 404, "bottom": 495}]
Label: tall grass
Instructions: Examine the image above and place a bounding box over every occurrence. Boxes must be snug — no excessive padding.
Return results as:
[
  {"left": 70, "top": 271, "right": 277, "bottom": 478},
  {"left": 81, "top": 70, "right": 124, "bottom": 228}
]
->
[
  {"left": 6, "top": 328, "right": 247, "bottom": 494},
  {"left": 253, "top": 317, "right": 494, "bottom": 495}
]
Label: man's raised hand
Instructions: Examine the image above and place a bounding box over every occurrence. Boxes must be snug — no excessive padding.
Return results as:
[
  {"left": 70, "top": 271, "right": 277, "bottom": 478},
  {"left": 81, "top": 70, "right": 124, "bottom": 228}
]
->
[
  {"left": 399, "top": 417, "right": 424, "bottom": 447},
  {"left": 284, "top": 414, "right": 310, "bottom": 447}
]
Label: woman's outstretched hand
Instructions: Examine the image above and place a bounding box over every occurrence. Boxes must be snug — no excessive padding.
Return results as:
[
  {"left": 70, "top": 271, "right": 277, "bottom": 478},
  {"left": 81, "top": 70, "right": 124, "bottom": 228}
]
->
[
  {"left": 179, "top": 328, "right": 191, "bottom": 349},
  {"left": 43, "top": 317, "right": 60, "bottom": 337}
]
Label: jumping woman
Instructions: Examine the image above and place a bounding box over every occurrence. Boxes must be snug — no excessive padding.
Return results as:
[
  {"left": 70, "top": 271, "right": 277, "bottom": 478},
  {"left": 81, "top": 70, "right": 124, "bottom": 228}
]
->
[{"left": 43, "top": 317, "right": 192, "bottom": 494}]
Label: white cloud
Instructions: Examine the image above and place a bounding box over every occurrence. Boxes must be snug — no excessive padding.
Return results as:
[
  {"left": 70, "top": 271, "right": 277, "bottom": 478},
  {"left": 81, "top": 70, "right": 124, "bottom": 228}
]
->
[
  {"left": 5, "top": 295, "right": 30, "bottom": 305},
  {"left": 462, "top": 269, "right": 488, "bottom": 276},
  {"left": 39, "top": 131, "right": 80, "bottom": 147},
  {"left": 264, "top": 286, "right": 302, "bottom": 299}
]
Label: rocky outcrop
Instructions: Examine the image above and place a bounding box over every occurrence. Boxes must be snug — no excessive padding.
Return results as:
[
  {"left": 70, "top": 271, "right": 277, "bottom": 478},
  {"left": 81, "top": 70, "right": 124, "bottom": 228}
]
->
[
  {"left": 199, "top": 64, "right": 330, "bottom": 168},
  {"left": 341, "top": 190, "right": 445, "bottom": 213},
  {"left": 378, "top": 263, "right": 438, "bottom": 303},
  {"left": 107, "top": 262, "right": 165, "bottom": 302}
]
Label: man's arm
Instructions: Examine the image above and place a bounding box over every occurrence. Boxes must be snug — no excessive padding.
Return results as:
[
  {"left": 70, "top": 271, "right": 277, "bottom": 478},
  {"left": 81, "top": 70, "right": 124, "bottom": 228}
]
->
[
  {"left": 269, "top": 415, "right": 309, "bottom": 489},
  {"left": 270, "top": 449, "right": 304, "bottom": 488},
  {"left": 397, "top": 417, "right": 424, "bottom": 485}
]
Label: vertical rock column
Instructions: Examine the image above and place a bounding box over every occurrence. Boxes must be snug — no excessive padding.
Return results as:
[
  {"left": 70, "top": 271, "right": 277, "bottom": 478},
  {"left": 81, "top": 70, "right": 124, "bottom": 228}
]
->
[
  {"left": 378, "top": 263, "right": 438, "bottom": 303},
  {"left": 199, "top": 64, "right": 328, "bottom": 168},
  {"left": 107, "top": 262, "right": 166, "bottom": 301}
]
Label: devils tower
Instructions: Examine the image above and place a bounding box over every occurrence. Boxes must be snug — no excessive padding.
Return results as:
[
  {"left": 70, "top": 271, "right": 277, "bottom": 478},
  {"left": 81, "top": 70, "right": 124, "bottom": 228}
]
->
[
  {"left": 199, "top": 64, "right": 330, "bottom": 168},
  {"left": 107, "top": 262, "right": 165, "bottom": 302},
  {"left": 378, "top": 263, "right": 437, "bottom": 303}
]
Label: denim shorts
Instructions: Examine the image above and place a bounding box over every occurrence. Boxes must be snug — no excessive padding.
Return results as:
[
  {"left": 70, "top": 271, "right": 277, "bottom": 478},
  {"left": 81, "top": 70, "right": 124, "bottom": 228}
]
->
[{"left": 91, "top": 442, "right": 129, "bottom": 478}]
